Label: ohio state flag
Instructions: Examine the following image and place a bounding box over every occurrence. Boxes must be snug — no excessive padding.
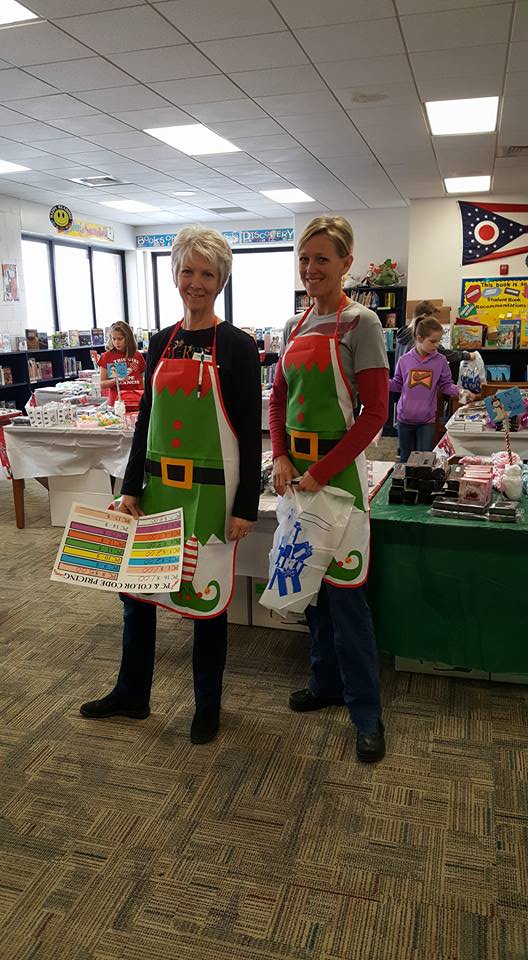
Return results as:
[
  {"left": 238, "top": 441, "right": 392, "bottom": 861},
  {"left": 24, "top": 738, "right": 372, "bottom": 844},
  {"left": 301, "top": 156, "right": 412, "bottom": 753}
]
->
[{"left": 459, "top": 201, "right": 528, "bottom": 265}]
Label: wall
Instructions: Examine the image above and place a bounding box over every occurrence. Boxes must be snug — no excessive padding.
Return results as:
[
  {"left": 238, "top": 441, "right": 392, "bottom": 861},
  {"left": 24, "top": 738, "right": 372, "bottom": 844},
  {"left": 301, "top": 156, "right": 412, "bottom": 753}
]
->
[
  {"left": 20, "top": 200, "right": 136, "bottom": 250},
  {"left": 407, "top": 196, "right": 528, "bottom": 316},
  {"left": 294, "top": 208, "right": 409, "bottom": 288},
  {"left": 0, "top": 195, "right": 26, "bottom": 340}
]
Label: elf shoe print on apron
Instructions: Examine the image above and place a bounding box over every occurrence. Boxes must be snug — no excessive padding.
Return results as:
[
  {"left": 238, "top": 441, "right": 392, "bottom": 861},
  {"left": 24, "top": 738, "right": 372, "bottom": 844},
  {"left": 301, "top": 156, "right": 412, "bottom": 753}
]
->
[
  {"left": 135, "top": 320, "right": 239, "bottom": 618},
  {"left": 283, "top": 294, "right": 370, "bottom": 587}
]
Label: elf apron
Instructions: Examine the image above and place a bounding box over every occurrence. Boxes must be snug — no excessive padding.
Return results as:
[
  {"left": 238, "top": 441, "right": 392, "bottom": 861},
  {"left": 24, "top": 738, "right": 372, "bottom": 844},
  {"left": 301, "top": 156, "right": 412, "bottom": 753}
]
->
[
  {"left": 134, "top": 319, "right": 239, "bottom": 618},
  {"left": 283, "top": 294, "right": 370, "bottom": 587}
]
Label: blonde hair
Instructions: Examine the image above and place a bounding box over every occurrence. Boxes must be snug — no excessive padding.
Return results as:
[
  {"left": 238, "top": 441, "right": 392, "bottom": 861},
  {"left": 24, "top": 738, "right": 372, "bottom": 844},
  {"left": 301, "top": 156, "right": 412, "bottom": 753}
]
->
[
  {"left": 107, "top": 321, "right": 137, "bottom": 357},
  {"left": 297, "top": 215, "right": 354, "bottom": 258},
  {"left": 171, "top": 225, "right": 232, "bottom": 291},
  {"left": 413, "top": 316, "right": 443, "bottom": 340}
]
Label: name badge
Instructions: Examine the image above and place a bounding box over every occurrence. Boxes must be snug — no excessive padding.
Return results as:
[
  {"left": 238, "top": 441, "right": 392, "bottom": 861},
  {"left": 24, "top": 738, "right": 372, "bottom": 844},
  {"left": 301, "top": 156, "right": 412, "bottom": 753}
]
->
[{"left": 192, "top": 352, "right": 212, "bottom": 362}]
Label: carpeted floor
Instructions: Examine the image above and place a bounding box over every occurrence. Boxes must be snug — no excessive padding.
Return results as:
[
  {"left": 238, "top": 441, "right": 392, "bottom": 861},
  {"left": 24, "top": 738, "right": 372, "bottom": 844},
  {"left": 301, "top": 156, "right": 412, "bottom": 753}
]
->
[{"left": 1, "top": 476, "right": 528, "bottom": 960}]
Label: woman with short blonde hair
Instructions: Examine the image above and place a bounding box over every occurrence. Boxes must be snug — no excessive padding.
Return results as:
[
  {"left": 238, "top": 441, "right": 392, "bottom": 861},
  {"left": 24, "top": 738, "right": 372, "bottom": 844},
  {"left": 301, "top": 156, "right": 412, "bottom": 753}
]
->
[{"left": 270, "top": 214, "right": 388, "bottom": 763}]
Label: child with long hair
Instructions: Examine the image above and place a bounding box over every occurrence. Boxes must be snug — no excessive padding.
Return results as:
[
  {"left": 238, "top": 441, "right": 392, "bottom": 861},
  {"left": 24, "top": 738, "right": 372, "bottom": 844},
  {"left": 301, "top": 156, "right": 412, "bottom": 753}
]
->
[
  {"left": 389, "top": 315, "right": 468, "bottom": 462},
  {"left": 92, "top": 321, "right": 145, "bottom": 411}
]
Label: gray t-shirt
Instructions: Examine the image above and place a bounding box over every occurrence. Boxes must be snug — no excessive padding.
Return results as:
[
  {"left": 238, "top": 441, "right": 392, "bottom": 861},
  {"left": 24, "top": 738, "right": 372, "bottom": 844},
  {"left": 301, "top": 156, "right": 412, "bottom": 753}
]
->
[{"left": 281, "top": 301, "right": 389, "bottom": 406}]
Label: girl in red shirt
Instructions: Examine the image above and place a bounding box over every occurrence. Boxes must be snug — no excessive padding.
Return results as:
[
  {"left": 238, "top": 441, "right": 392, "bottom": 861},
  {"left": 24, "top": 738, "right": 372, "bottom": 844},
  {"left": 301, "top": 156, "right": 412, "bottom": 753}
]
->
[{"left": 93, "top": 322, "right": 145, "bottom": 411}]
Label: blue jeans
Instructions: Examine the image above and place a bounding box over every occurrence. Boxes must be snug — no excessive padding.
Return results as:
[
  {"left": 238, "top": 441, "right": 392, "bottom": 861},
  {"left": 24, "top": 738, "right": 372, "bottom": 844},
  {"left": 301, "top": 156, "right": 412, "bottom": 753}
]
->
[
  {"left": 304, "top": 582, "right": 381, "bottom": 732},
  {"left": 397, "top": 421, "right": 435, "bottom": 463},
  {"left": 113, "top": 595, "right": 228, "bottom": 711}
]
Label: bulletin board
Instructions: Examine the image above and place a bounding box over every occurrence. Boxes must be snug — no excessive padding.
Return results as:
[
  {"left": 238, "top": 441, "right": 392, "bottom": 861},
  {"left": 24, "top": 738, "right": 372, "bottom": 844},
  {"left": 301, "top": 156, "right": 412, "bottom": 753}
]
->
[{"left": 460, "top": 277, "right": 528, "bottom": 326}]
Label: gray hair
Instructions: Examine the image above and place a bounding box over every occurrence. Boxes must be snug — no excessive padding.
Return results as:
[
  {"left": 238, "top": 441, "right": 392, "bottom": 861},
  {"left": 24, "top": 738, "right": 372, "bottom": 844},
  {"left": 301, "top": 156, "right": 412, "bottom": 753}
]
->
[{"left": 171, "top": 225, "right": 233, "bottom": 291}]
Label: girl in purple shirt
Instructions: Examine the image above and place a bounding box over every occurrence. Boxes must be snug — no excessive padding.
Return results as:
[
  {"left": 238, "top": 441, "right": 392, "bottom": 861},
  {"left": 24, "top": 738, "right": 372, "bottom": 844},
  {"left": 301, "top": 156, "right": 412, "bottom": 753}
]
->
[{"left": 389, "top": 316, "right": 465, "bottom": 462}]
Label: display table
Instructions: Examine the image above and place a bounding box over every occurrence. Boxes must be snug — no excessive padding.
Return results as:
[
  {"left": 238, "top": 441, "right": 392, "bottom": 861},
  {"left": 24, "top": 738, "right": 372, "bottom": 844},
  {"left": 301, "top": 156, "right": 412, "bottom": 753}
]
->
[
  {"left": 445, "top": 416, "right": 528, "bottom": 458},
  {"left": 368, "top": 479, "right": 528, "bottom": 674},
  {"left": 4, "top": 424, "right": 133, "bottom": 528}
]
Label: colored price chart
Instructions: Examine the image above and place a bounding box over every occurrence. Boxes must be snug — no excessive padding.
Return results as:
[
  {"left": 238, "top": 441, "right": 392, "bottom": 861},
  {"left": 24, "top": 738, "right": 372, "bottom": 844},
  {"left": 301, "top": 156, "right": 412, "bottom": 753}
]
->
[{"left": 51, "top": 503, "right": 183, "bottom": 593}]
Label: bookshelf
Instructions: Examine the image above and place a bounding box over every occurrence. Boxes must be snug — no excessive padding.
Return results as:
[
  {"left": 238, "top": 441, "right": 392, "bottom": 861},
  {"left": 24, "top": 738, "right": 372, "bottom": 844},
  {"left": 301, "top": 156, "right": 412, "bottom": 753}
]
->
[
  {"left": 0, "top": 345, "right": 104, "bottom": 411},
  {"left": 295, "top": 284, "right": 407, "bottom": 331}
]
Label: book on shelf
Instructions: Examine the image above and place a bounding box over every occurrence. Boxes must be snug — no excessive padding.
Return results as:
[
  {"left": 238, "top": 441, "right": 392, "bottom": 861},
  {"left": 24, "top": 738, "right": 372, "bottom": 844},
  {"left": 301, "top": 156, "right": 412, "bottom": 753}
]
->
[
  {"left": 383, "top": 329, "right": 396, "bottom": 351},
  {"left": 16, "top": 337, "right": 27, "bottom": 352},
  {"left": 91, "top": 328, "right": 105, "bottom": 346},
  {"left": 0, "top": 333, "right": 11, "bottom": 352},
  {"left": 497, "top": 319, "right": 520, "bottom": 349},
  {"left": 38, "top": 332, "right": 49, "bottom": 350},
  {"left": 78, "top": 330, "right": 92, "bottom": 346},
  {"left": 0, "top": 365, "right": 13, "bottom": 385},
  {"left": 67, "top": 329, "right": 80, "bottom": 347},
  {"left": 28, "top": 359, "right": 54, "bottom": 382},
  {"left": 50, "top": 332, "right": 63, "bottom": 349},
  {"left": 25, "top": 328, "right": 39, "bottom": 350},
  {"left": 485, "top": 365, "right": 510, "bottom": 382},
  {"left": 452, "top": 324, "right": 483, "bottom": 350}
]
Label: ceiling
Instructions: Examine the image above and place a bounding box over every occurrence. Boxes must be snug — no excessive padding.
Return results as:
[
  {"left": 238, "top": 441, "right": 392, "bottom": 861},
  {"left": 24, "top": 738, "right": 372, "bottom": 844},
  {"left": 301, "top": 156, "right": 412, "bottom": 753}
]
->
[{"left": 0, "top": 0, "right": 525, "bottom": 225}]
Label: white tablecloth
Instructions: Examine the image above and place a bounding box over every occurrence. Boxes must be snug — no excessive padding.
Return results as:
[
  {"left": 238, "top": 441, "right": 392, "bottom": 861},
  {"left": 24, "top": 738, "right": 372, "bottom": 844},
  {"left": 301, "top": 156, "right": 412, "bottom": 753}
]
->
[
  {"left": 445, "top": 426, "right": 528, "bottom": 458},
  {"left": 4, "top": 425, "right": 134, "bottom": 480}
]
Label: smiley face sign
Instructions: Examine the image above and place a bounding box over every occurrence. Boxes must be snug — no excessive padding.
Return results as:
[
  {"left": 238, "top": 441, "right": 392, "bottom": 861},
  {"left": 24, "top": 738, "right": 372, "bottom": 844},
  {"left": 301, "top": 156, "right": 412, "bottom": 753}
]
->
[{"left": 49, "top": 205, "right": 73, "bottom": 232}]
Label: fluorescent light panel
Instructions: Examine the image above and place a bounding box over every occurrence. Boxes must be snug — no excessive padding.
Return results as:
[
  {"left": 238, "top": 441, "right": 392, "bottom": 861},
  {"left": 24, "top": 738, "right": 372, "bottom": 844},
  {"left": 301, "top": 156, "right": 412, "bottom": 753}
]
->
[
  {"left": 0, "top": 0, "right": 38, "bottom": 24},
  {"left": 144, "top": 124, "right": 240, "bottom": 156},
  {"left": 426, "top": 96, "right": 499, "bottom": 136},
  {"left": 173, "top": 191, "right": 195, "bottom": 196},
  {"left": 100, "top": 199, "right": 159, "bottom": 212},
  {"left": 444, "top": 175, "right": 491, "bottom": 194},
  {"left": 0, "top": 159, "right": 30, "bottom": 174},
  {"left": 260, "top": 188, "right": 315, "bottom": 203}
]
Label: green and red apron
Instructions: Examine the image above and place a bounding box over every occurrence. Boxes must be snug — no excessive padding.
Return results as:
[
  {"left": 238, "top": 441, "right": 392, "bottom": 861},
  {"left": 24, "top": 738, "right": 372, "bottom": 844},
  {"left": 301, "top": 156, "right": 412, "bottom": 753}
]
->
[
  {"left": 283, "top": 294, "right": 370, "bottom": 587},
  {"left": 133, "top": 319, "right": 239, "bottom": 618}
]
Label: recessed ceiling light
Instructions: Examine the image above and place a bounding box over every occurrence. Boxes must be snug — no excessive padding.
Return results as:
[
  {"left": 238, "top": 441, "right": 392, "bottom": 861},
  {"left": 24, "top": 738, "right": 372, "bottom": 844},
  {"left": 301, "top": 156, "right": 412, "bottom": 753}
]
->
[
  {"left": 173, "top": 191, "right": 196, "bottom": 197},
  {"left": 144, "top": 124, "right": 240, "bottom": 156},
  {"left": 99, "top": 199, "right": 159, "bottom": 212},
  {"left": 0, "top": 1, "right": 38, "bottom": 25},
  {"left": 425, "top": 97, "right": 499, "bottom": 136},
  {"left": 0, "top": 159, "right": 30, "bottom": 174},
  {"left": 260, "top": 189, "right": 315, "bottom": 204},
  {"left": 444, "top": 175, "right": 491, "bottom": 194}
]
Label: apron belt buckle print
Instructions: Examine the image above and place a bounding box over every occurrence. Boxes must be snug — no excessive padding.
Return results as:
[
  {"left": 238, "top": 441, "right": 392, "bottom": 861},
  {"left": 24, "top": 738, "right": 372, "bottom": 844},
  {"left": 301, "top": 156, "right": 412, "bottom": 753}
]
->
[{"left": 145, "top": 457, "right": 226, "bottom": 489}]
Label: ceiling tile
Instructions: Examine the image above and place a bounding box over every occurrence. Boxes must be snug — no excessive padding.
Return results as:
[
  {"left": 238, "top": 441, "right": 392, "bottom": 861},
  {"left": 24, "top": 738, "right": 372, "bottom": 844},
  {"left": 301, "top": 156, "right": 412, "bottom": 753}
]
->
[
  {"left": 0, "top": 141, "right": 50, "bottom": 160},
  {"left": 209, "top": 118, "right": 284, "bottom": 137},
  {"left": 184, "top": 99, "right": 267, "bottom": 124},
  {"left": 231, "top": 134, "right": 299, "bottom": 152},
  {"left": 0, "top": 105, "right": 31, "bottom": 126},
  {"left": 274, "top": 0, "right": 393, "bottom": 28},
  {"left": 55, "top": 7, "right": 186, "bottom": 54},
  {"left": 230, "top": 65, "right": 324, "bottom": 98},
  {"left": 0, "top": 120, "right": 69, "bottom": 143},
  {"left": 113, "top": 106, "right": 191, "bottom": 128},
  {"left": 108, "top": 45, "right": 218, "bottom": 82},
  {"left": 45, "top": 115, "right": 132, "bottom": 136},
  {"left": 498, "top": 94, "right": 528, "bottom": 144},
  {"left": 396, "top": 0, "right": 512, "bottom": 11},
  {"left": 335, "top": 81, "right": 419, "bottom": 113},
  {"left": 433, "top": 134, "right": 496, "bottom": 176},
  {"left": 198, "top": 33, "right": 308, "bottom": 72},
  {"left": 3, "top": 95, "right": 97, "bottom": 122},
  {"left": 23, "top": 1, "right": 145, "bottom": 16},
  {"left": 417, "top": 75, "right": 502, "bottom": 101},
  {"left": 348, "top": 102, "right": 426, "bottom": 131},
  {"left": 508, "top": 41, "right": 528, "bottom": 72},
  {"left": 82, "top": 131, "right": 158, "bottom": 150},
  {"left": 153, "top": 0, "right": 284, "bottom": 40},
  {"left": 505, "top": 70, "right": 528, "bottom": 96},
  {"left": 410, "top": 44, "right": 507, "bottom": 81},
  {"left": 295, "top": 18, "right": 404, "bottom": 62},
  {"left": 317, "top": 54, "right": 413, "bottom": 88},
  {"left": 25, "top": 57, "right": 132, "bottom": 92},
  {"left": 514, "top": 1, "right": 528, "bottom": 40},
  {"left": 35, "top": 136, "right": 107, "bottom": 157},
  {"left": 0, "top": 22, "right": 91, "bottom": 67},
  {"left": 0, "top": 69, "right": 56, "bottom": 100},
  {"left": 75, "top": 85, "right": 170, "bottom": 113},
  {"left": 150, "top": 75, "right": 241, "bottom": 105},
  {"left": 256, "top": 90, "right": 338, "bottom": 117},
  {"left": 401, "top": 6, "right": 511, "bottom": 52}
]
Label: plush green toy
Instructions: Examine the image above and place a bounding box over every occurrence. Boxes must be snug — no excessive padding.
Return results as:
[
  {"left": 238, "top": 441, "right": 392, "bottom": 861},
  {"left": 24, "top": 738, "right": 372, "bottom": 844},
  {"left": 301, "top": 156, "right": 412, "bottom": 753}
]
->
[{"left": 371, "top": 258, "right": 404, "bottom": 286}]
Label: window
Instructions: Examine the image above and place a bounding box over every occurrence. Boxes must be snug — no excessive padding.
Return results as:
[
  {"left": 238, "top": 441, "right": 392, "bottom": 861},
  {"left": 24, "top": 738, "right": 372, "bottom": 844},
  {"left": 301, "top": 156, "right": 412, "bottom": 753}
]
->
[
  {"left": 153, "top": 253, "right": 226, "bottom": 329},
  {"left": 54, "top": 244, "right": 94, "bottom": 332},
  {"left": 21, "top": 239, "right": 55, "bottom": 335},
  {"left": 21, "top": 235, "right": 129, "bottom": 335},
  {"left": 231, "top": 248, "right": 293, "bottom": 328},
  {"left": 92, "top": 251, "right": 126, "bottom": 328}
]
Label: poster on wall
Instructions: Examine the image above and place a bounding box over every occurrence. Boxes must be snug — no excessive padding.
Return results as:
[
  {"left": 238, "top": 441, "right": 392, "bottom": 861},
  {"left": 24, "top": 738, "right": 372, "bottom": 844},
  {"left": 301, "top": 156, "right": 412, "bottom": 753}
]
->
[
  {"left": 459, "top": 201, "right": 528, "bottom": 265},
  {"left": 460, "top": 277, "right": 528, "bottom": 326},
  {"left": 2, "top": 262, "right": 19, "bottom": 302}
]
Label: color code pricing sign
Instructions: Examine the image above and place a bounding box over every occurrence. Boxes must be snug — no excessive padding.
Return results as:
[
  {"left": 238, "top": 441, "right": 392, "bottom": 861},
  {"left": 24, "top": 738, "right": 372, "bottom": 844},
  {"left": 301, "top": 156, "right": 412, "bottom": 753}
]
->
[{"left": 51, "top": 503, "right": 183, "bottom": 592}]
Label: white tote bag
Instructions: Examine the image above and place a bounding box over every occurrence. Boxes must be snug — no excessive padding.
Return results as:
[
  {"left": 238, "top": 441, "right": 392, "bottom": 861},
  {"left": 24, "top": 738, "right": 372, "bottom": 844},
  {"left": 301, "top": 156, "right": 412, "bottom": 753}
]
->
[{"left": 259, "top": 484, "right": 354, "bottom": 615}]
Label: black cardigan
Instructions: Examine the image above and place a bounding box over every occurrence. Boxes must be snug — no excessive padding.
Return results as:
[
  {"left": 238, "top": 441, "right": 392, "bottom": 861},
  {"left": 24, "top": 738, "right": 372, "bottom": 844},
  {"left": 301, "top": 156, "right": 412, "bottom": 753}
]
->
[{"left": 121, "top": 322, "right": 262, "bottom": 521}]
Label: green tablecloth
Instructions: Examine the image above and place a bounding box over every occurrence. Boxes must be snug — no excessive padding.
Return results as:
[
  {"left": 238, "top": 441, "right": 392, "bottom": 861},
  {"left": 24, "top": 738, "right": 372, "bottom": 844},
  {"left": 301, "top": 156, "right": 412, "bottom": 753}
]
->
[{"left": 368, "top": 479, "right": 528, "bottom": 673}]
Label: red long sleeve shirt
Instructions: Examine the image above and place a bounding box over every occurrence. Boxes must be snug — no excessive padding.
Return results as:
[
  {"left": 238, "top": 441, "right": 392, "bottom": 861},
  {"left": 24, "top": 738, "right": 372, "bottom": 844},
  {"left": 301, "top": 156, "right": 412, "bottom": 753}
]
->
[{"left": 269, "top": 359, "right": 389, "bottom": 487}]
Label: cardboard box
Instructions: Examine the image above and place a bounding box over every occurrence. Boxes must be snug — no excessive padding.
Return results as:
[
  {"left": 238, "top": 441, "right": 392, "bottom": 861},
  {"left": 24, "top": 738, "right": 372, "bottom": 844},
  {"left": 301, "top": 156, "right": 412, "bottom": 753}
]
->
[
  {"left": 395, "top": 657, "right": 489, "bottom": 680},
  {"left": 251, "top": 578, "right": 309, "bottom": 633},
  {"left": 406, "top": 298, "right": 443, "bottom": 319},
  {"left": 227, "top": 575, "right": 251, "bottom": 626},
  {"left": 48, "top": 469, "right": 113, "bottom": 526}
]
